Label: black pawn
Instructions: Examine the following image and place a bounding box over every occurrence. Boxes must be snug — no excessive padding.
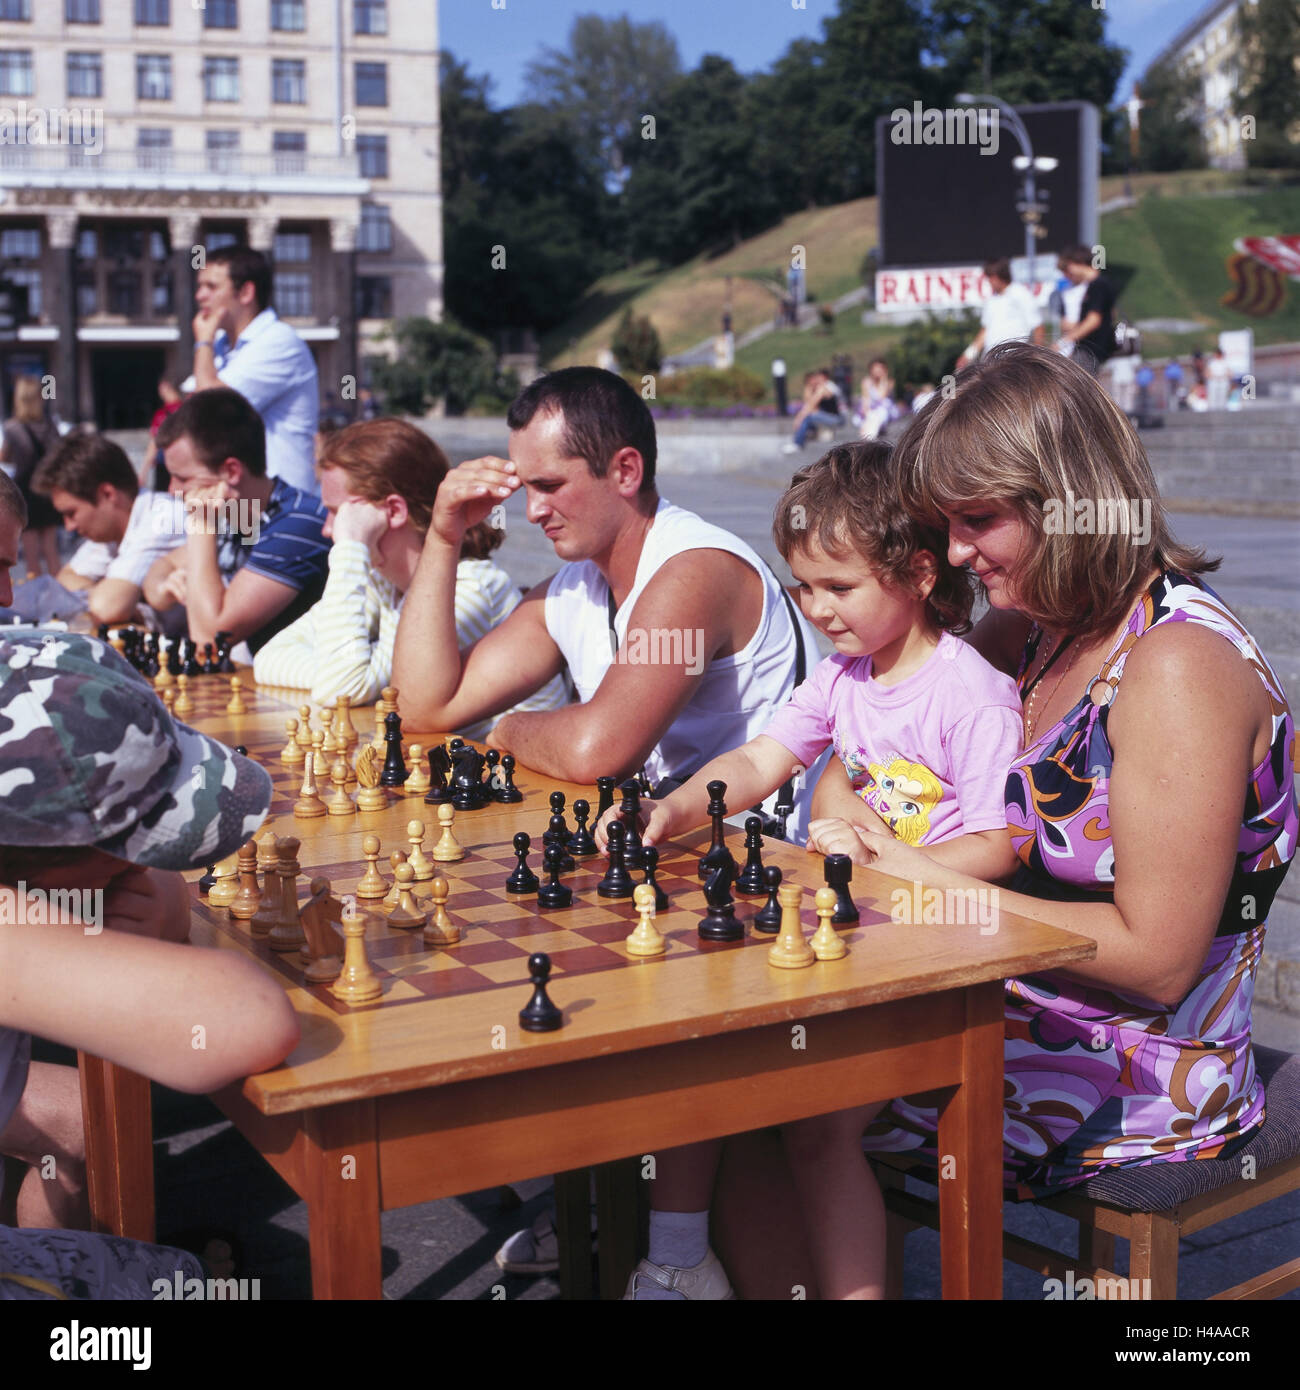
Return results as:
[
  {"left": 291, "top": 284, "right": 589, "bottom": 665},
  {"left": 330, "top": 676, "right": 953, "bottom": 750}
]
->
[
  {"left": 505, "top": 832, "right": 539, "bottom": 894},
  {"left": 423, "top": 744, "right": 452, "bottom": 804},
  {"left": 166, "top": 638, "right": 182, "bottom": 678},
  {"left": 234, "top": 745, "right": 248, "bottom": 756},
  {"left": 202, "top": 642, "right": 217, "bottom": 675},
  {"left": 182, "top": 638, "right": 202, "bottom": 678},
  {"left": 734, "top": 815, "right": 767, "bottom": 895},
  {"left": 545, "top": 814, "right": 576, "bottom": 872},
  {"left": 597, "top": 821, "right": 636, "bottom": 898},
  {"left": 215, "top": 631, "right": 236, "bottom": 673},
  {"left": 618, "top": 778, "right": 644, "bottom": 870},
  {"left": 546, "top": 791, "right": 570, "bottom": 841},
  {"left": 518, "top": 952, "right": 563, "bottom": 1032},
  {"left": 753, "top": 865, "right": 783, "bottom": 934},
  {"left": 198, "top": 864, "right": 217, "bottom": 896},
  {"left": 496, "top": 753, "right": 523, "bottom": 804},
  {"left": 568, "top": 799, "right": 598, "bottom": 857},
  {"left": 698, "top": 779, "right": 737, "bottom": 880},
  {"left": 537, "top": 844, "right": 573, "bottom": 909},
  {"left": 379, "top": 710, "right": 409, "bottom": 787},
  {"left": 698, "top": 859, "right": 741, "bottom": 942},
  {"left": 595, "top": 776, "right": 616, "bottom": 821},
  {"left": 641, "top": 845, "right": 669, "bottom": 913},
  {"left": 485, "top": 748, "right": 502, "bottom": 792},
  {"left": 824, "top": 853, "right": 859, "bottom": 925}
]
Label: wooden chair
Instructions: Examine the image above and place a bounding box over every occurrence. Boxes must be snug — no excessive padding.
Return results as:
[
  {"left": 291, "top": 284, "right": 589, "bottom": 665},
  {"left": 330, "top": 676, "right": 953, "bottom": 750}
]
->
[{"left": 879, "top": 1045, "right": 1300, "bottom": 1300}]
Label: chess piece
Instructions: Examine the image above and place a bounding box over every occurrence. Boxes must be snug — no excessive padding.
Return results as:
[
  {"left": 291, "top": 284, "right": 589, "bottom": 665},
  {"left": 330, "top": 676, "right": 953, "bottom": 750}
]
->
[
  {"left": 153, "top": 665, "right": 172, "bottom": 693},
  {"left": 423, "top": 875, "right": 459, "bottom": 946},
  {"left": 769, "top": 882, "right": 814, "bottom": 969},
  {"left": 387, "top": 862, "right": 428, "bottom": 930},
  {"left": 383, "top": 851, "right": 407, "bottom": 909},
  {"left": 380, "top": 710, "right": 409, "bottom": 787},
  {"left": 753, "top": 864, "right": 783, "bottom": 934},
  {"left": 506, "top": 832, "right": 540, "bottom": 894},
  {"left": 698, "top": 780, "right": 736, "bottom": 880},
  {"left": 326, "top": 754, "right": 356, "bottom": 816},
  {"left": 422, "top": 744, "right": 452, "bottom": 805},
  {"left": 698, "top": 858, "right": 741, "bottom": 942},
  {"left": 568, "top": 799, "right": 598, "bottom": 857},
  {"left": 281, "top": 717, "right": 305, "bottom": 765},
  {"left": 485, "top": 748, "right": 502, "bottom": 791},
  {"left": 173, "top": 674, "right": 193, "bottom": 717},
  {"left": 215, "top": 630, "right": 237, "bottom": 674},
  {"left": 331, "top": 905, "right": 382, "bottom": 1005},
  {"left": 296, "top": 706, "right": 314, "bottom": 752},
  {"left": 181, "top": 637, "right": 201, "bottom": 678},
  {"left": 618, "top": 780, "right": 645, "bottom": 870},
  {"left": 431, "top": 803, "right": 463, "bottom": 863},
  {"left": 406, "top": 818, "right": 434, "bottom": 880},
  {"left": 537, "top": 844, "right": 573, "bottom": 909},
  {"left": 544, "top": 808, "right": 576, "bottom": 873},
  {"left": 335, "top": 694, "right": 359, "bottom": 749},
  {"left": 294, "top": 738, "right": 328, "bottom": 818},
  {"left": 320, "top": 705, "right": 339, "bottom": 756},
  {"left": 823, "top": 853, "right": 859, "bottom": 925},
  {"left": 640, "top": 845, "right": 670, "bottom": 913},
  {"left": 495, "top": 752, "right": 523, "bottom": 804},
  {"left": 228, "top": 839, "right": 261, "bottom": 919},
  {"left": 312, "top": 729, "right": 329, "bottom": 779},
  {"left": 268, "top": 837, "right": 307, "bottom": 953},
  {"left": 734, "top": 815, "right": 767, "bottom": 895},
  {"left": 450, "top": 745, "right": 488, "bottom": 810},
  {"left": 518, "top": 952, "right": 563, "bottom": 1032},
  {"left": 202, "top": 642, "right": 217, "bottom": 675},
  {"left": 374, "top": 685, "right": 399, "bottom": 749},
  {"left": 225, "top": 676, "right": 248, "bottom": 715},
  {"left": 354, "top": 743, "right": 388, "bottom": 812},
  {"left": 166, "top": 636, "right": 183, "bottom": 678},
  {"left": 595, "top": 777, "right": 616, "bottom": 822},
  {"left": 300, "top": 877, "right": 344, "bottom": 984},
  {"left": 355, "top": 834, "right": 388, "bottom": 900},
  {"left": 250, "top": 830, "right": 282, "bottom": 936},
  {"left": 811, "top": 885, "right": 847, "bottom": 961},
  {"left": 626, "top": 882, "right": 666, "bottom": 957},
  {"left": 596, "top": 821, "right": 635, "bottom": 898},
  {"left": 161, "top": 688, "right": 176, "bottom": 717},
  {"left": 207, "top": 852, "right": 239, "bottom": 908},
  {"left": 198, "top": 863, "right": 217, "bottom": 896},
  {"left": 406, "top": 744, "right": 431, "bottom": 795}
]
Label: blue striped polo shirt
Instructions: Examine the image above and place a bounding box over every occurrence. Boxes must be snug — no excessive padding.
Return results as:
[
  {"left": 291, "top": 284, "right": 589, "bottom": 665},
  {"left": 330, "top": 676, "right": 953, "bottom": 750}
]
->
[{"left": 218, "top": 477, "right": 330, "bottom": 653}]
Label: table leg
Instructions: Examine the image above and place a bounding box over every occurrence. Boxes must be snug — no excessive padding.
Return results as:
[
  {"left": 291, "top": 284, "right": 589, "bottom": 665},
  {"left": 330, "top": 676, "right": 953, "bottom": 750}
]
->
[
  {"left": 554, "top": 1168, "right": 593, "bottom": 1300},
  {"left": 77, "top": 1053, "right": 155, "bottom": 1241},
  {"left": 935, "top": 981, "right": 1004, "bottom": 1299},
  {"left": 594, "top": 1157, "right": 642, "bottom": 1301},
  {"left": 303, "top": 1099, "right": 382, "bottom": 1299}
]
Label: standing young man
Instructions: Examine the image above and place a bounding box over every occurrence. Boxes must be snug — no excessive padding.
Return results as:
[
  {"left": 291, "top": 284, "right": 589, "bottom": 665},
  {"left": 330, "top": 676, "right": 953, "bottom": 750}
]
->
[
  {"left": 392, "top": 368, "right": 823, "bottom": 840},
  {"left": 187, "top": 245, "right": 320, "bottom": 493},
  {"left": 956, "top": 257, "right": 1044, "bottom": 368},
  {"left": 1054, "top": 245, "right": 1118, "bottom": 375}
]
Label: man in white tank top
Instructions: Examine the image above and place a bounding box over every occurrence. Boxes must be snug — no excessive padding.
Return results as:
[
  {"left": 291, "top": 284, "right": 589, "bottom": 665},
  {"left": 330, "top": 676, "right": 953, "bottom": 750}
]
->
[{"left": 393, "top": 368, "right": 822, "bottom": 840}]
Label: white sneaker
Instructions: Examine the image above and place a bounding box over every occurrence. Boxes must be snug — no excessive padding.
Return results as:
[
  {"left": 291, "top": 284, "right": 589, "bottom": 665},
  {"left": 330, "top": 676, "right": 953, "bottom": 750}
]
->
[
  {"left": 623, "top": 1248, "right": 737, "bottom": 1300},
  {"left": 781, "top": 441, "right": 801, "bottom": 455}
]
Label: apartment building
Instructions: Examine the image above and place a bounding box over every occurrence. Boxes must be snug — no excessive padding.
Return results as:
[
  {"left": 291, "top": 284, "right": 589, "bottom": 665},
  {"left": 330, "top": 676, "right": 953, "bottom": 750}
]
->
[{"left": 0, "top": 0, "right": 442, "bottom": 428}]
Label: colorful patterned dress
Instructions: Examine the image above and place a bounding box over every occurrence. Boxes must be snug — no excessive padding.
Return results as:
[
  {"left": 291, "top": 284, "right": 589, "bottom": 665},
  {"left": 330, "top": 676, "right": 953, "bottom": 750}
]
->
[{"left": 862, "top": 572, "right": 1297, "bottom": 1198}]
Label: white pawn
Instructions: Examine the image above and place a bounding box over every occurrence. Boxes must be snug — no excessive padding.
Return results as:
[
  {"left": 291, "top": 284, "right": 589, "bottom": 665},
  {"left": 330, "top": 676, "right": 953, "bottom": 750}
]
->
[
  {"left": 626, "top": 882, "right": 665, "bottom": 957},
  {"left": 432, "top": 803, "right": 463, "bottom": 863},
  {"left": 810, "top": 886, "right": 847, "bottom": 961},
  {"left": 406, "top": 818, "right": 435, "bottom": 881}
]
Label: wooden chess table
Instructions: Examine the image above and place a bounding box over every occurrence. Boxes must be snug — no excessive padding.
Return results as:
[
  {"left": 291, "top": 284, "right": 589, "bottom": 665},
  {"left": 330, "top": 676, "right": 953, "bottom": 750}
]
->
[{"left": 79, "top": 673, "right": 1095, "bottom": 1299}]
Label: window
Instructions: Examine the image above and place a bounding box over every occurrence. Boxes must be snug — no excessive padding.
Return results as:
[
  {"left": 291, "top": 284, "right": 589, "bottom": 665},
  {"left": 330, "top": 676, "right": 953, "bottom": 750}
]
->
[
  {"left": 108, "top": 270, "right": 143, "bottom": 318},
  {"left": 135, "top": 0, "right": 169, "bottom": 23},
  {"left": 355, "top": 62, "right": 386, "bottom": 107},
  {"left": 273, "top": 231, "right": 311, "bottom": 262},
  {"left": 136, "top": 54, "right": 171, "bottom": 101},
  {"left": 7, "top": 269, "right": 40, "bottom": 320},
  {"left": 272, "top": 58, "right": 305, "bottom": 104},
  {"left": 77, "top": 228, "right": 97, "bottom": 260},
  {"left": 274, "top": 271, "right": 311, "bottom": 317},
  {"left": 77, "top": 269, "right": 97, "bottom": 317},
  {"left": 66, "top": 0, "right": 100, "bottom": 20},
  {"left": 204, "top": 0, "right": 237, "bottom": 28},
  {"left": 152, "top": 269, "right": 172, "bottom": 315},
  {"left": 136, "top": 127, "right": 171, "bottom": 170},
  {"left": 354, "top": 0, "right": 386, "bottom": 34},
  {"left": 271, "top": 0, "right": 304, "bottom": 30},
  {"left": 204, "top": 57, "right": 239, "bottom": 103},
  {"left": 204, "top": 230, "right": 240, "bottom": 253},
  {"left": 0, "top": 51, "right": 34, "bottom": 98},
  {"left": 356, "top": 134, "right": 388, "bottom": 179},
  {"left": 0, "top": 1, "right": 30, "bottom": 20},
  {"left": 357, "top": 203, "right": 392, "bottom": 254},
  {"left": 356, "top": 276, "right": 392, "bottom": 319},
  {"left": 105, "top": 225, "right": 145, "bottom": 262},
  {"left": 206, "top": 129, "right": 240, "bottom": 172},
  {"left": 1, "top": 228, "right": 40, "bottom": 259},
  {"left": 66, "top": 52, "right": 102, "bottom": 100},
  {"left": 273, "top": 131, "right": 306, "bottom": 172}
]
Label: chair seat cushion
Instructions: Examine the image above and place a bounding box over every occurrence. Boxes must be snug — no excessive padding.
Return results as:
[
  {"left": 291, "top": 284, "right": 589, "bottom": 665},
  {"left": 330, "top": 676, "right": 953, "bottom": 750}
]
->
[{"left": 1075, "top": 1047, "right": 1300, "bottom": 1212}]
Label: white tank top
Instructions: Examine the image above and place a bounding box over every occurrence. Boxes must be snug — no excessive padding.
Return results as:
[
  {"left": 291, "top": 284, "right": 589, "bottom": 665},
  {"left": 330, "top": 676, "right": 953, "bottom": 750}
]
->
[{"left": 543, "top": 499, "right": 824, "bottom": 840}]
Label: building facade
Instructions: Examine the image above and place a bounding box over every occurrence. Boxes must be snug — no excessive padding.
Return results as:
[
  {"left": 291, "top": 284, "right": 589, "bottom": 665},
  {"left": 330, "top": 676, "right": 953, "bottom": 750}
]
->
[{"left": 0, "top": 0, "right": 442, "bottom": 428}]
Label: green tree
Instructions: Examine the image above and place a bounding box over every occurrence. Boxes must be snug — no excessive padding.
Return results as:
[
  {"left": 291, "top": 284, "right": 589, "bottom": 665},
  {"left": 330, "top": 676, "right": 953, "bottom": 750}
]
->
[
  {"left": 524, "top": 14, "right": 682, "bottom": 187},
  {"left": 889, "top": 310, "right": 980, "bottom": 393},
  {"left": 611, "top": 309, "right": 662, "bottom": 374},
  {"left": 1238, "top": 0, "right": 1300, "bottom": 170},
  {"left": 1136, "top": 60, "right": 1207, "bottom": 172},
  {"left": 369, "top": 317, "right": 515, "bottom": 417}
]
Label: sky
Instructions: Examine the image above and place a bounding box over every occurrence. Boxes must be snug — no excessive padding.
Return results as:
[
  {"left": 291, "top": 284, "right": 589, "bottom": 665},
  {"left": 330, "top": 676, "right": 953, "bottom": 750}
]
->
[{"left": 439, "top": 0, "right": 1204, "bottom": 110}]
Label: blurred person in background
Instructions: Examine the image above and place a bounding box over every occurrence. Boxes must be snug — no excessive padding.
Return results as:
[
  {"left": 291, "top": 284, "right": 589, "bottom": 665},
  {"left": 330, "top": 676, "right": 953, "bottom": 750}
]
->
[{"left": 0, "top": 377, "right": 61, "bottom": 579}]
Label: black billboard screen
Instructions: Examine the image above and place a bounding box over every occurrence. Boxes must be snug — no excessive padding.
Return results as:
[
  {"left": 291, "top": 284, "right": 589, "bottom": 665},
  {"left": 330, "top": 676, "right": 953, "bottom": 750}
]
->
[{"left": 876, "top": 102, "right": 1099, "bottom": 269}]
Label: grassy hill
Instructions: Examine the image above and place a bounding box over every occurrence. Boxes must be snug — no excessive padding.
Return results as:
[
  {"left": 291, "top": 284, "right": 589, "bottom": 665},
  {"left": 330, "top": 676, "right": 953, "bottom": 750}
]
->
[{"left": 540, "top": 170, "right": 1300, "bottom": 374}]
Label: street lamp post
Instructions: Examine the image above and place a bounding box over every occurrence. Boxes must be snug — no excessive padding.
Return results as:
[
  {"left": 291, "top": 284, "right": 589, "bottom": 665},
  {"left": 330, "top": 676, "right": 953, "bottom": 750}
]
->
[{"left": 956, "top": 93, "right": 1058, "bottom": 275}]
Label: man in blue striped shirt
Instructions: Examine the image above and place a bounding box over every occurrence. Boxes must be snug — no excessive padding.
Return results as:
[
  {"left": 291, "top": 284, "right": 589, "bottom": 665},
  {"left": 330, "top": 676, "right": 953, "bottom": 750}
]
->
[{"left": 143, "top": 389, "right": 330, "bottom": 655}]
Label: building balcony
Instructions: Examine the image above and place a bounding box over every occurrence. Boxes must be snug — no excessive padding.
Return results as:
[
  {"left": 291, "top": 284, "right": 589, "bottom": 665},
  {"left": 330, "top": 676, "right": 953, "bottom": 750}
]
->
[{"left": 0, "top": 148, "right": 370, "bottom": 198}]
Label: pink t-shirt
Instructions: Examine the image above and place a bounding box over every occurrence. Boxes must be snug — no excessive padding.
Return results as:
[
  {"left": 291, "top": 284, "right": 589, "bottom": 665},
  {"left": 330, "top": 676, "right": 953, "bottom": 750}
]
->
[{"left": 763, "top": 631, "right": 1022, "bottom": 847}]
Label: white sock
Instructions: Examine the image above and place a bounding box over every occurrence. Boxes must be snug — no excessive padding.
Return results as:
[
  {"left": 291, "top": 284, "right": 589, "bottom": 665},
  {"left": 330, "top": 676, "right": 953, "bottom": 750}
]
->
[{"left": 647, "top": 1209, "right": 710, "bottom": 1270}]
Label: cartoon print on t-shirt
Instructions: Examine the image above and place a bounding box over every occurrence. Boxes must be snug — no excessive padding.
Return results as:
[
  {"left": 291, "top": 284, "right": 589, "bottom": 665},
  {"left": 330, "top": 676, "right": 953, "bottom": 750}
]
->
[{"left": 845, "top": 750, "right": 944, "bottom": 845}]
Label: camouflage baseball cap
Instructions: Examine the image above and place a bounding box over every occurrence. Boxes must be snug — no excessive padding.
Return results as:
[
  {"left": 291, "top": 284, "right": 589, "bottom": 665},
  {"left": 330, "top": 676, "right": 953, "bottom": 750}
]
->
[{"left": 0, "top": 631, "right": 271, "bottom": 869}]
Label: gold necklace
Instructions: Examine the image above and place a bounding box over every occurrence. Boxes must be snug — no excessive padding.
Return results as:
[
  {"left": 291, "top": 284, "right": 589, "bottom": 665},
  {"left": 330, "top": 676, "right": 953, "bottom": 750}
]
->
[{"left": 1024, "top": 638, "right": 1081, "bottom": 743}]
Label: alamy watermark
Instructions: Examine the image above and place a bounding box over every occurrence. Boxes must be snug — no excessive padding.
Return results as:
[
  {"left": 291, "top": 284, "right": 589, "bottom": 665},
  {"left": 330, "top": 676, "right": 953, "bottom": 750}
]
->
[
  {"left": 156, "top": 498, "right": 263, "bottom": 545},
  {"left": 889, "top": 102, "right": 1000, "bottom": 157},
  {"left": 609, "top": 626, "right": 705, "bottom": 676},
  {"left": 1043, "top": 491, "right": 1151, "bottom": 544},
  {"left": 0, "top": 883, "right": 102, "bottom": 935},
  {"left": 891, "top": 881, "right": 999, "bottom": 935},
  {"left": 0, "top": 103, "right": 104, "bottom": 156}
]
